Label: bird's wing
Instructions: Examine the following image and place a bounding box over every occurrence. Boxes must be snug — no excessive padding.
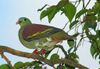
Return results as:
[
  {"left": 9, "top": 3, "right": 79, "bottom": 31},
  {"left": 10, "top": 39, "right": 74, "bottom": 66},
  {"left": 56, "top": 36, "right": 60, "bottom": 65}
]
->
[{"left": 22, "top": 24, "right": 62, "bottom": 41}]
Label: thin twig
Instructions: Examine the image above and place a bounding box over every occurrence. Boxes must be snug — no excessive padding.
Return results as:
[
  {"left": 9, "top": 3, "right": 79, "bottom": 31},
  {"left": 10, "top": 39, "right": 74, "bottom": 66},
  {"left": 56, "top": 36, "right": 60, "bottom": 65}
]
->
[
  {"left": 54, "top": 45, "right": 68, "bottom": 58},
  {"left": 82, "top": 0, "right": 85, "bottom": 9},
  {"left": 37, "top": 4, "right": 48, "bottom": 11},
  {"left": 76, "top": 0, "right": 81, "bottom": 8},
  {"left": 73, "top": 37, "right": 84, "bottom": 52},
  {"left": 67, "top": 23, "right": 79, "bottom": 33},
  {"left": 62, "top": 21, "right": 69, "bottom": 30},
  {"left": 85, "top": 0, "right": 91, "bottom": 8}
]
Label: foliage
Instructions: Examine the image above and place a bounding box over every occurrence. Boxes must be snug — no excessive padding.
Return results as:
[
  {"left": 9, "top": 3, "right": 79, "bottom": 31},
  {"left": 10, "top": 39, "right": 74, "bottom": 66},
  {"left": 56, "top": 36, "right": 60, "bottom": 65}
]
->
[
  {"left": 40, "top": 0, "right": 76, "bottom": 22},
  {"left": 0, "top": 64, "right": 10, "bottom": 69},
  {"left": 39, "top": 0, "right": 100, "bottom": 68},
  {"left": 0, "top": 61, "right": 42, "bottom": 69},
  {"left": 50, "top": 53, "right": 60, "bottom": 61}
]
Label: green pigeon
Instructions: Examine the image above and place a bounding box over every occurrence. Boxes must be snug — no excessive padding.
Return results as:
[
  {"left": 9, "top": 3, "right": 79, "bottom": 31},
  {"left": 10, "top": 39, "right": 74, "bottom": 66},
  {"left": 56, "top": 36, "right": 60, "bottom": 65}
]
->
[{"left": 17, "top": 17, "right": 77, "bottom": 54}]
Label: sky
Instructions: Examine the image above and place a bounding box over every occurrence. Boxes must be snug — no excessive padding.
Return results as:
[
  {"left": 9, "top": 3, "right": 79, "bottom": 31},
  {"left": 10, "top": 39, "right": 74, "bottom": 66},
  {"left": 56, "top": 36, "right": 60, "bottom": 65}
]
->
[{"left": 0, "top": 0, "right": 99, "bottom": 69}]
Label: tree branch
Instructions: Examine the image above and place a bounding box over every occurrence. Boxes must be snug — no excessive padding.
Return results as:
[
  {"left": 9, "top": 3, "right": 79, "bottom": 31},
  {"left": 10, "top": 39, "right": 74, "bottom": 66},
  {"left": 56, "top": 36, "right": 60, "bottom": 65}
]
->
[
  {"left": 0, "top": 48, "right": 13, "bottom": 69},
  {"left": 0, "top": 45, "right": 88, "bottom": 69}
]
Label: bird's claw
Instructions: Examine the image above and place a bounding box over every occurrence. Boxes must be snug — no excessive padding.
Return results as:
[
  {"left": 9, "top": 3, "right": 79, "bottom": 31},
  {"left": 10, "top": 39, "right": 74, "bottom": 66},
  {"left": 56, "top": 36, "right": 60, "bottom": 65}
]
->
[
  {"left": 33, "top": 49, "right": 39, "bottom": 55},
  {"left": 33, "top": 49, "right": 47, "bottom": 55}
]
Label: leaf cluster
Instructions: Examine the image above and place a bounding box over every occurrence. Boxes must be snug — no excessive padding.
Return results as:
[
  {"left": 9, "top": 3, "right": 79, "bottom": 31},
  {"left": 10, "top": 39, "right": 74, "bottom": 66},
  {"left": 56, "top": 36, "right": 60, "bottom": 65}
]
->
[
  {"left": 39, "top": 0, "right": 100, "bottom": 68},
  {"left": 0, "top": 61, "right": 42, "bottom": 69},
  {"left": 40, "top": 0, "right": 76, "bottom": 23}
]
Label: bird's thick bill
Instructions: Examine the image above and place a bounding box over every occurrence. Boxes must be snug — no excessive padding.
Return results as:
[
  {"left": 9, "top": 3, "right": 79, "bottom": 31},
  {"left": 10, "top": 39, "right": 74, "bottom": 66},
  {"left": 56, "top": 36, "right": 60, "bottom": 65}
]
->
[{"left": 16, "top": 21, "right": 19, "bottom": 24}]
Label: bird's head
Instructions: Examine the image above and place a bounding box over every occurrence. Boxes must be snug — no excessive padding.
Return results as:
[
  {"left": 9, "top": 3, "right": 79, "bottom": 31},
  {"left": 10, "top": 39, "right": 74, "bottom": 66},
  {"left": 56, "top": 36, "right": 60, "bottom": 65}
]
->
[{"left": 16, "top": 17, "right": 32, "bottom": 27}]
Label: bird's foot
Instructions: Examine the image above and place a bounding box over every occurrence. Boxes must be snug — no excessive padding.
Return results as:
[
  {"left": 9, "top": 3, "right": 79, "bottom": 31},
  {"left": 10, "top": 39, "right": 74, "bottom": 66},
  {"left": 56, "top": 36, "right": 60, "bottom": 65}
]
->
[
  {"left": 33, "top": 49, "right": 39, "bottom": 55},
  {"left": 40, "top": 49, "right": 47, "bottom": 55},
  {"left": 33, "top": 49, "right": 47, "bottom": 55}
]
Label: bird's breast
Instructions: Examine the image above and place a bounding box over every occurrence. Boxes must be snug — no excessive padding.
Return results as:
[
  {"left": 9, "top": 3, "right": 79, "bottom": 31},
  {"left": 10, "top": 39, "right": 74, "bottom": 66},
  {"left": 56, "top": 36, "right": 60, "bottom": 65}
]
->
[{"left": 18, "top": 28, "right": 56, "bottom": 50}]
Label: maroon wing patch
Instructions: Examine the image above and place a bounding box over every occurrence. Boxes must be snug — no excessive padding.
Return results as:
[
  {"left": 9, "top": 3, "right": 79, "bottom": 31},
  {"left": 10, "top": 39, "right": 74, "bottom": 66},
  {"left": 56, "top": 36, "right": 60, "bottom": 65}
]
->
[{"left": 22, "top": 24, "right": 49, "bottom": 40}]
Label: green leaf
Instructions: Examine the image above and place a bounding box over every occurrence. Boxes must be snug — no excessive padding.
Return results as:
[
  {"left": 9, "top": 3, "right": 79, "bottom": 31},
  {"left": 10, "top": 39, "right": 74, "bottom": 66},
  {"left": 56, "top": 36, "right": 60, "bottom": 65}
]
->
[
  {"left": 94, "top": 52, "right": 100, "bottom": 59},
  {"left": 24, "top": 62, "right": 31, "bottom": 66},
  {"left": 83, "top": 22, "right": 97, "bottom": 30},
  {"left": 40, "top": 6, "right": 58, "bottom": 23},
  {"left": 69, "top": 20, "right": 79, "bottom": 29},
  {"left": 89, "top": 22, "right": 97, "bottom": 30},
  {"left": 47, "top": 6, "right": 58, "bottom": 23},
  {"left": 67, "top": 67, "right": 75, "bottom": 69},
  {"left": 0, "top": 64, "right": 10, "bottom": 69},
  {"left": 40, "top": 6, "right": 55, "bottom": 20},
  {"left": 31, "top": 61, "right": 42, "bottom": 69},
  {"left": 90, "top": 43, "right": 97, "bottom": 57},
  {"left": 40, "top": 10, "right": 48, "bottom": 20},
  {"left": 31, "top": 61, "right": 42, "bottom": 67},
  {"left": 93, "top": 2, "right": 100, "bottom": 14},
  {"left": 82, "top": 23, "right": 88, "bottom": 31},
  {"left": 50, "top": 53, "right": 59, "bottom": 61},
  {"left": 57, "top": 65, "right": 67, "bottom": 69},
  {"left": 63, "top": 3, "right": 76, "bottom": 22},
  {"left": 14, "top": 61, "right": 24, "bottom": 69},
  {"left": 69, "top": 53, "right": 79, "bottom": 59},
  {"left": 97, "top": 39, "right": 100, "bottom": 47},
  {"left": 96, "top": 30, "right": 100, "bottom": 38},
  {"left": 34, "top": 66, "right": 42, "bottom": 69},
  {"left": 99, "top": 61, "right": 100, "bottom": 64},
  {"left": 67, "top": 39, "right": 75, "bottom": 47},
  {"left": 97, "top": 13, "right": 100, "bottom": 22},
  {"left": 57, "top": 0, "right": 67, "bottom": 10},
  {"left": 95, "top": 40, "right": 100, "bottom": 59},
  {"left": 75, "top": 9, "right": 87, "bottom": 19},
  {"left": 65, "top": 65, "right": 75, "bottom": 69},
  {"left": 89, "top": 35, "right": 100, "bottom": 58}
]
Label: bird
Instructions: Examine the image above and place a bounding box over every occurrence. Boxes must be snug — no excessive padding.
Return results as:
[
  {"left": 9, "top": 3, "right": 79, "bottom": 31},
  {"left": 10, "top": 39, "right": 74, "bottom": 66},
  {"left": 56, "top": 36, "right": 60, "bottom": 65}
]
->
[{"left": 16, "top": 17, "right": 78, "bottom": 54}]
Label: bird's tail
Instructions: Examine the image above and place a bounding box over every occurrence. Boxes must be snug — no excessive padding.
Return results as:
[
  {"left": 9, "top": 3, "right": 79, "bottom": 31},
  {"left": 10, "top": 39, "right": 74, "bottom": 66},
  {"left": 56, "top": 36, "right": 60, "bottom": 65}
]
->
[{"left": 64, "top": 33, "right": 79, "bottom": 40}]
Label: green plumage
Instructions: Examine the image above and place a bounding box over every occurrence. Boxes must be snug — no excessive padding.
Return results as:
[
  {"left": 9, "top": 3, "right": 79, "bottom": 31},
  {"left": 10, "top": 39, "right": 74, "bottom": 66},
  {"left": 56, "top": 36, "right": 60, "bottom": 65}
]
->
[{"left": 17, "top": 17, "right": 76, "bottom": 51}]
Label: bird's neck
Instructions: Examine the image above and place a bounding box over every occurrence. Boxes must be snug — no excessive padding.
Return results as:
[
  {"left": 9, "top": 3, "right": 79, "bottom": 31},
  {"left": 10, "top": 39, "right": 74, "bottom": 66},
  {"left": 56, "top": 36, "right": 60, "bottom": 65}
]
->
[{"left": 20, "top": 22, "right": 31, "bottom": 28}]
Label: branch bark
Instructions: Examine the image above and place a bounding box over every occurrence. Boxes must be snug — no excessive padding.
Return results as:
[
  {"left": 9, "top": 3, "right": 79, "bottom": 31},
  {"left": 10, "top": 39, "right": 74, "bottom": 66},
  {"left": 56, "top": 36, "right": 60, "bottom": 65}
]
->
[{"left": 0, "top": 45, "right": 88, "bottom": 69}]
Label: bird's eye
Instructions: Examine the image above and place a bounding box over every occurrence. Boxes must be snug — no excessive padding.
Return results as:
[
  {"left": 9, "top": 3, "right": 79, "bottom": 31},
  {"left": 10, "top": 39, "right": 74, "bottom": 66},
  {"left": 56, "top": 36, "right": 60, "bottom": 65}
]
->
[{"left": 24, "top": 19, "right": 27, "bottom": 21}]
